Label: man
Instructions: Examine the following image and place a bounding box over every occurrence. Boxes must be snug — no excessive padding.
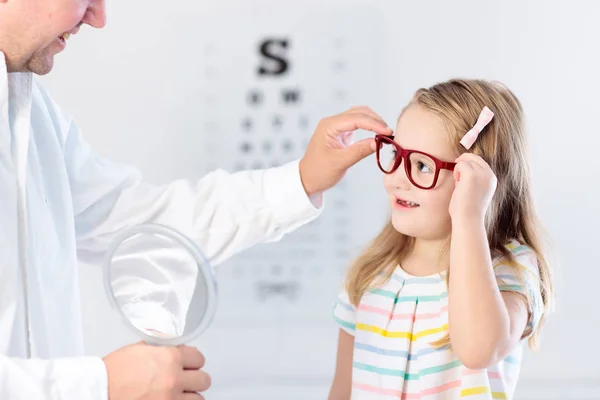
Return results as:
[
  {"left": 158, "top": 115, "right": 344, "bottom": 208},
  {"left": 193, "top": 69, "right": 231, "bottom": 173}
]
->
[{"left": 0, "top": 0, "right": 393, "bottom": 398}]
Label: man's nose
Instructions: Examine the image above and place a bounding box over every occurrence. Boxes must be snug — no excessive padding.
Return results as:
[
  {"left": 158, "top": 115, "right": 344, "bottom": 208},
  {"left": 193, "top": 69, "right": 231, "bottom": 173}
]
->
[{"left": 82, "top": 0, "right": 107, "bottom": 29}]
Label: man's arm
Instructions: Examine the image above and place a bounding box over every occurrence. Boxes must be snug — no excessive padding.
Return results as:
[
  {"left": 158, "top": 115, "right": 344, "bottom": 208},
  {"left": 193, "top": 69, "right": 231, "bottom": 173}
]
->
[
  {"left": 63, "top": 118, "right": 322, "bottom": 268},
  {"left": 62, "top": 105, "right": 391, "bottom": 332},
  {"left": 63, "top": 104, "right": 393, "bottom": 268}
]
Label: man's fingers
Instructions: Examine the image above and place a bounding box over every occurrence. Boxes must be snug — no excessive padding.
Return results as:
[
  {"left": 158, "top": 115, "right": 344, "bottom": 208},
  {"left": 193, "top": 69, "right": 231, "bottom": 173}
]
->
[
  {"left": 331, "top": 113, "right": 393, "bottom": 136},
  {"left": 345, "top": 106, "right": 375, "bottom": 115},
  {"left": 338, "top": 138, "right": 377, "bottom": 168},
  {"left": 344, "top": 106, "right": 387, "bottom": 125},
  {"left": 179, "top": 346, "right": 206, "bottom": 369},
  {"left": 180, "top": 369, "right": 212, "bottom": 393}
]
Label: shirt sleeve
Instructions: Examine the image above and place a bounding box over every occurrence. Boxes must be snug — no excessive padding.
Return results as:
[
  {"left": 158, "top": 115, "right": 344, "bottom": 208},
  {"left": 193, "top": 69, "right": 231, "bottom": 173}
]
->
[
  {"left": 493, "top": 242, "right": 544, "bottom": 340},
  {"left": 333, "top": 288, "right": 357, "bottom": 336}
]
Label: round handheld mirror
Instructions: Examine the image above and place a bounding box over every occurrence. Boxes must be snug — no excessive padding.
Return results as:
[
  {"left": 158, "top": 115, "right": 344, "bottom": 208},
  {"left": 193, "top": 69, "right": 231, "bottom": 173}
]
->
[{"left": 103, "top": 223, "right": 217, "bottom": 346}]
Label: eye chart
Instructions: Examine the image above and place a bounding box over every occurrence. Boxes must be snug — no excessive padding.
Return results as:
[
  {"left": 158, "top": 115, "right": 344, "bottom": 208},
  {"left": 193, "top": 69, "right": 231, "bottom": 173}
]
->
[{"left": 168, "top": 6, "right": 389, "bottom": 327}]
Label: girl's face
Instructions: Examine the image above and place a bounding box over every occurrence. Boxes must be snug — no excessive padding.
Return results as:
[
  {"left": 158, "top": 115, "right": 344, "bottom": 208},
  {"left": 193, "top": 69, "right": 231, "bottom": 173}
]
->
[{"left": 384, "top": 105, "right": 459, "bottom": 241}]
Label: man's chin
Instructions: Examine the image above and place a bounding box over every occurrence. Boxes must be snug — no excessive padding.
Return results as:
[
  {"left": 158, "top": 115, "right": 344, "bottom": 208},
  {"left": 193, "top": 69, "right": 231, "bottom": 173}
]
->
[
  {"left": 27, "top": 59, "right": 54, "bottom": 75},
  {"left": 26, "top": 49, "right": 57, "bottom": 75}
]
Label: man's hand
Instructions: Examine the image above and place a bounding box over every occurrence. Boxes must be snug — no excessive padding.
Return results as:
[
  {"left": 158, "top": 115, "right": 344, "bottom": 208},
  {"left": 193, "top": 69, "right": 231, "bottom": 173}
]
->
[
  {"left": 299, "top": 106, "right": 393, "bottom": 197},
  {"left": 103, "top": 342, "right": 210, "bottom": 400}
]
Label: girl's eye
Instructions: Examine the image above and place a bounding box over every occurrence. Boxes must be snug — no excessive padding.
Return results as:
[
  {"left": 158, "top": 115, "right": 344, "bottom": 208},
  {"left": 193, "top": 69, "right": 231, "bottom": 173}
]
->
[{"left": 416, "top": 160, "right": 434, "bottom": 173}]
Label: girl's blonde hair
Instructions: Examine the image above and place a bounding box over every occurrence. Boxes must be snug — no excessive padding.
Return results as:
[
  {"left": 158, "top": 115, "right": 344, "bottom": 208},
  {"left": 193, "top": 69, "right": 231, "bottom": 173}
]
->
[{"left": 345, "top": 78, "right": 554, "bottom": 350}]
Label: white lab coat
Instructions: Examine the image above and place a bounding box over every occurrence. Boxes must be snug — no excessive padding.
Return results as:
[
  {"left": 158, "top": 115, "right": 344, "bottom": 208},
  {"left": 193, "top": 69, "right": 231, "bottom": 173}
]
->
[{"left": 0, "top": 52, "right": 322, "bottom": 399}]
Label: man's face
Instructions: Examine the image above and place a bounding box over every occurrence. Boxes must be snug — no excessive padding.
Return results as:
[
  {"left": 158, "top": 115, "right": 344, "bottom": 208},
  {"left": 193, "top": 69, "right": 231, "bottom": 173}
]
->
[{"left": 0, "top": 0, "right": 106, "bottom": 74}]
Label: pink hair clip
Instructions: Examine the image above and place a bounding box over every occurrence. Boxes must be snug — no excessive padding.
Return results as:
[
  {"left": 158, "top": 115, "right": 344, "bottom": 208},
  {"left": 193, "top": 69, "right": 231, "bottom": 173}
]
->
[{"left": 460, "top": 106, "right": 494, "bottom": 150}]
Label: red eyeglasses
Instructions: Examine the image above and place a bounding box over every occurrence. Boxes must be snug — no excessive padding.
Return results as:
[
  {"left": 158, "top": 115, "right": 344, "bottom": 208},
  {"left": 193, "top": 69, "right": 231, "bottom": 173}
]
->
[{"left": 375, "top": 134, "right": 456, "bottom": 190}]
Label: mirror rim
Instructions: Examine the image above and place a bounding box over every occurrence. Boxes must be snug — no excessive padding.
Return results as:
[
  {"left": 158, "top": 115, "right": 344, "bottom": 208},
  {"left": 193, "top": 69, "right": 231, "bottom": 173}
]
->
[{"left": 103, "top": 223, "right": 218, "bottom": 346}]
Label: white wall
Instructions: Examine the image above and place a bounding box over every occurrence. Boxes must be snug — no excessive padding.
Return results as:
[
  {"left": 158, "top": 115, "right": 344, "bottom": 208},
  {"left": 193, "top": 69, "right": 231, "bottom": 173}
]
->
[{"left": 42, "top": 0, "right": 600, "bottom": 398}]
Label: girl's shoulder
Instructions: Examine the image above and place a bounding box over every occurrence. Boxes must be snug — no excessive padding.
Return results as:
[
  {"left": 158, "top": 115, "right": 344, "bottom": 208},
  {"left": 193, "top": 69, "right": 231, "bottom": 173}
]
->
[
  {"left": 495, "top": 239, "right": 537, "bottom": 263},
  {"left": 494, "top": 239, "right": 540, "bottom": 281},
  {"left": 503, "top": 239, "right": 533, "bottom": 254}
]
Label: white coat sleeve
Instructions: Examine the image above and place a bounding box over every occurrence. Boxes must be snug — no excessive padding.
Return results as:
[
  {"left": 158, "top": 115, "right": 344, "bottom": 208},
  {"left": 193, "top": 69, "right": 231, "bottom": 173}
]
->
[
  {"left": 64, "top": 119, "right": 321, "bottom": 265},
  {"left": 0, "top": 355, "right": 107, "bottom": 400},
  {"left": 62, "top": 115, "right": 323, "bottom": 334},
  {"left": 63, "top": 119, "right": 322, "bottom": 266}
]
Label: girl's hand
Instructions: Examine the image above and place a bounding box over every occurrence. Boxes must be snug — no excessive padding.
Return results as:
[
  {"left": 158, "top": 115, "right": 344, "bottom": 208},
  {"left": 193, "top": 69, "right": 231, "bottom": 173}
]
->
[{"left": 449, "top": 153, "right": 497, "bottom": 222}]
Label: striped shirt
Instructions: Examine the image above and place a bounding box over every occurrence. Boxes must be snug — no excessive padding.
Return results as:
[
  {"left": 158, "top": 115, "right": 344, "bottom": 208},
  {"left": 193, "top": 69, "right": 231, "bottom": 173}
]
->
[{"left": 333, "top": 240, "right": 543, "bottom": 399}]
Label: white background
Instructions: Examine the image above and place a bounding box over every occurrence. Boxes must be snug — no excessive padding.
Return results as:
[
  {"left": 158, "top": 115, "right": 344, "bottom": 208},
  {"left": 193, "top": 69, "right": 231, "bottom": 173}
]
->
[{"left": 42, "top": 1, "right": 600, "bottom": 399}]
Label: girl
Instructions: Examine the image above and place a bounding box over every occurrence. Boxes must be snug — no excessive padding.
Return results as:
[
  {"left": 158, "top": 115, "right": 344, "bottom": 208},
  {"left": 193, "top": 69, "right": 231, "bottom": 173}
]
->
[{"left": 329, "top": 79, "right": 553, "bottom": 399}]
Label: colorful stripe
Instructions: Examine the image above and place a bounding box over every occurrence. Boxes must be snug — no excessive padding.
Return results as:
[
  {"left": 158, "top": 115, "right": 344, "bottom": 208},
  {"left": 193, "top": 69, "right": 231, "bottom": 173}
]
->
[
  {"left": 356, "top": 323, "right": 448, "bottom": 340},
  {"left": 495, "top": 274, "right": 521, "bottom": 282},
  {"left": 354, "top": 375, "right": 506, "bottom": 399},
  {"left": 353, "top": 383, "right": 405, "bottom": 398},
  {"left": 354, "top": 360, "right": 462, "bottom": 379},
  {"left": 354, "top": 380, "right": 463, "bottom": 398},
  {"left": 333, "top": 315, "right": 355, "bottom": 331},
  {"left": 505, "top": 243, "right": 528, "bottom": 254},
  {"left": 419, "top": 360, "right": 463, "bottom": 375},
  {"left": 357, "top": 304, "right": 448, "bottom": 321},
  {"left": 463, "top": 370, "right": 503, "bottom": 380},
  {"left": 354, "top": 342, "right": 448, "bottom": 360},
  {"left": 353, "top": 362, "right": 412, "bottom": 379},
  {"left": 336, "top": 300, "right": 355, "bottom": 313},
  {"left": 368, "top": 288, "right": 448, "bottom": 302},
  {"left": 460, "top": 387, "right": 507, "bottom": 398},
  {"left": 503, "top": 355, "right": 519, "bottom": 364},
  {"left": 498, "top": 284, "right": 524, "bottom": 291},
  {"left": 419, "top": 380, "right": 463, "bottom": 397}
]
